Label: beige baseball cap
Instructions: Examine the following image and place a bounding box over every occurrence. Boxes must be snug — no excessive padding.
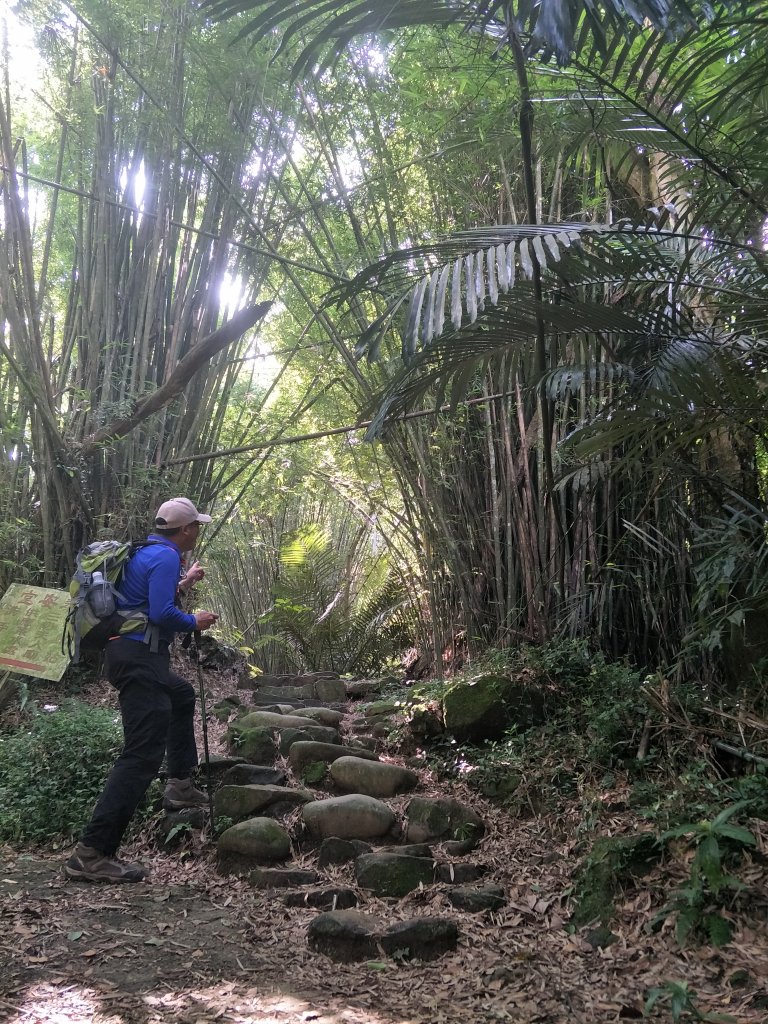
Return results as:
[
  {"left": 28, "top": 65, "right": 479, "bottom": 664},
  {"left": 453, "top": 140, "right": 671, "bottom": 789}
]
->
[{"left": 154, "top": 497, "right": 213, "bottom": 529}]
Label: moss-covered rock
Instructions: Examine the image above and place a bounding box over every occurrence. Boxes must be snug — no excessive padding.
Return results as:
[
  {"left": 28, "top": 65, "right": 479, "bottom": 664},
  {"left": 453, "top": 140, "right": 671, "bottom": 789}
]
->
[
  {"left": 407, "top": 703, "right": 444, "bottom": 740},
  {"left": 226, "top": 724, "right": 277, "bottom": 764},
  {"left": 570, "top": 832, "right": 661, "bottom": 926},
  {"left": 442, "top": 674, "right": 546, "bottom": 743},
  {"left": 354, "top": 853, "right": 436, "bottom": 897},
  {"left": 405, "top": 797, "right": 484, "bottom": 844},
  {"left": 216, "top": 817, "right": 291, "bottom": 873},
  {"left": 214, "top": 784, "right": 312, "bottom": 821},
  {"left": 212, "top": 696, "right": 242, "bottom": 722}
]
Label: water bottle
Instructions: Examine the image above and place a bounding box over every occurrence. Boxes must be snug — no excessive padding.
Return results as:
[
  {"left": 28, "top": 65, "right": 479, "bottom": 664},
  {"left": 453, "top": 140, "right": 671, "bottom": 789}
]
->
[{"left": 88, "top": 570, "right": 116, "bottom": 617}]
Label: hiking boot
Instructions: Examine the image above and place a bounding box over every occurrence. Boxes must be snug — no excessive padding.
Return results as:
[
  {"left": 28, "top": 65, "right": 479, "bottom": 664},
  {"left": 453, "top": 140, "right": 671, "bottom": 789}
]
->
[
  {"left": 63, "top": 844, "right": 148, "bottom": 883},
  {"left": 163, "top": 777, "right": 209, "bottom": 811}
]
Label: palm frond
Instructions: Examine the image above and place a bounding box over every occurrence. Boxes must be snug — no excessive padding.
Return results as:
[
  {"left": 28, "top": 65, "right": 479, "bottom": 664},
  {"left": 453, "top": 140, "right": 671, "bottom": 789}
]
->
[
  {"left": 579, "top": 3, "right": 768, "bottom": 225},
  {"left": 349, "top": 223, "right": 759, "bottom": 365},
  {"left": 200, "top": 0, "right": 714, "bottom": 73}
]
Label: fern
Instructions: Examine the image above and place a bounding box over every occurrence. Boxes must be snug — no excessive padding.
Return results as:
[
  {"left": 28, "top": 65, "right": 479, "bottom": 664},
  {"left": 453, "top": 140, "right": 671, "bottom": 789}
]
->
[{"left": 264, "top": 525, "right": 410, "bottom": 673}]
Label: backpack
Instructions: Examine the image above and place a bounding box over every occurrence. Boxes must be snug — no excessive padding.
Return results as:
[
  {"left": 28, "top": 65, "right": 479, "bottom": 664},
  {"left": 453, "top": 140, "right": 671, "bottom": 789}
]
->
[{"left": 63, "top": 540, "right": 164, "bottom": 663}]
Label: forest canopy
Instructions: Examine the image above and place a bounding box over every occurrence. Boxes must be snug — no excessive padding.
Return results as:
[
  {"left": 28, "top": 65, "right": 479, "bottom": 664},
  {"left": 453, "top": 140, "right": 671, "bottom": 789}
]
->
[{"left": 2, "top": 0, "right": 768, "bottom": 682}]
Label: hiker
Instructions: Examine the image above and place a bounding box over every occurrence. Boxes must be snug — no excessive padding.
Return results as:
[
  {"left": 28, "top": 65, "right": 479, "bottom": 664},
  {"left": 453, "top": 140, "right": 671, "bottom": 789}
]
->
[{"left": 64, "top": 497, "right": 219, "bottom": 883}]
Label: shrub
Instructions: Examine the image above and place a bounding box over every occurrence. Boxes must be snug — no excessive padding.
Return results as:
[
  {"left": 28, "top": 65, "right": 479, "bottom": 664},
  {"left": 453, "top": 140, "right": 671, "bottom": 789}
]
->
[{"left": 0, "top": 701, "right": 122, "bottom": 846}]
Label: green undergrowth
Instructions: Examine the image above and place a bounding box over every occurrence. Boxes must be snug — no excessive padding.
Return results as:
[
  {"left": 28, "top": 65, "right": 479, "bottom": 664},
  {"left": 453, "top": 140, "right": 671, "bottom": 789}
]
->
[
  {"left": 0, "top": 701, "right": 122, "bottom": 846},
  {"left": 0, "top": 700, "right": 160, "bottom": 847},
  {"left": 392, "top": 639, "right": 766, "bottom": 949},
  {"left": 398, "top": 640, "right": 765, "bottom": 830}
]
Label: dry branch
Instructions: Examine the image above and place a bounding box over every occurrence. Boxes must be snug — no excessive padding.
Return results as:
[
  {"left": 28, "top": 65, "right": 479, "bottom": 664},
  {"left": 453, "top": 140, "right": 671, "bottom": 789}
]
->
[{"left": 80, "top": 302, "right": 272, "bottom": 454}]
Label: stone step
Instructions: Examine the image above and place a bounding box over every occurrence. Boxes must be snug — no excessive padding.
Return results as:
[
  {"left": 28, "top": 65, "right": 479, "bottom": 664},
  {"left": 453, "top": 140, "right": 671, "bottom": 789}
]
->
[
  {"left": 211, "top": 681, "right": 493, "bottom": 962},
  {"left": 247, "top": 693, "right": 346, "bottom": 711},
  {"left": 307, "top": 910, "right": 458, "bottom": 963},
  {"left": 288, "top": 741, "right": 379, "bottom": 776},
  {"left": 283, "top": 888, "right": 357, "bottom": 911},
  {"left": 214, "top": 784, "right": 313, "bottom": 822},
  {"left": 252, "top": 679, "right": 348, "bottom": 703}
]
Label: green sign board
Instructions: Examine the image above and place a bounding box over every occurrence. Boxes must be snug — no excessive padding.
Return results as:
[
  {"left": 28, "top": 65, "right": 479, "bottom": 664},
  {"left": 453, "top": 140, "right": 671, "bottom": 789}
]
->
[{"left": 0, "top": 584, "right": 71, "bottom": 681}]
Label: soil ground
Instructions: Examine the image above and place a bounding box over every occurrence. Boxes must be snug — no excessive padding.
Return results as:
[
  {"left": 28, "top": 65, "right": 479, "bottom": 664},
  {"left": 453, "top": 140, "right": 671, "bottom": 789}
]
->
[{"left": 1, "top": 664, "right": 767, "bottom": 1024}]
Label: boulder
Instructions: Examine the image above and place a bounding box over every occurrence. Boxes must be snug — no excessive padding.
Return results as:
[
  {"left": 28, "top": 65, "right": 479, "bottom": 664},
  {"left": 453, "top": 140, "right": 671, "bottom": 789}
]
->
[
  {"left": 216, "top": 818, "right": 291, "bottom": 870},
  {"left": 303, "top": 794, "right": 396, "bottom": 840},
  {"left": 196, "top": 755, "right": 247, "bottom": 786},
  {"left": 407, "top": 703, "right": 444, "bottom": 739},
  {"left": 155, "top": 807, "right": 207, "bottom": 847},
  {"left": 214, "top": 784, "right": 312, "bottom": 821},
  {"left": 330, "top": 757, "right": 419, "bottom": 798},
  {"left": 571, "top": 833, "right": 661, "bottom": 926},
  {"left": 194, "top": 635, "right": 246, "bottom": 672},
  {"left": 349, "top": 735, "right": 378, "bottom": 750},
  {"left": 396, "top": 844, "right": 433, "bottom": 858},
  {"left": 442, "top": 673, "right": 546, "bottom": 743},
  {"left": 443, "top": 837, "right": 480, "bottom": 857},
  {"left": 405, "top": 797, "right": 484, "bottom": 845},
  {"left": 379, "top": 918, "right": 459, "bottom": 961},
  {"left": 288, "top": 741, "right": 378, "bottom": 776},
  {"left": 345, "top": 679, "right": 384, "bottom": 698},
  {"left": 354, "top": 853, "right": 435, "bottom": 897},
  {"left": 307, "top": 910, "right": 379, "bottom": 962},
  {"left": 246, "top": 673, "right": 282, "bottom": 689},
  {"left": 436, "top": 862, "right": 487, "bottom": 884},
  {"left": 364, "top": 700, "right": 399, "bottom": 719},
  {"left": 212, "top": 696, "right": 242, "bottom": 722},
  {"left": 257, "top": 685, "right": 316, "bottom": 700},
  {"left": 278, "top": 728, "right": 317, "bottom": 753}
]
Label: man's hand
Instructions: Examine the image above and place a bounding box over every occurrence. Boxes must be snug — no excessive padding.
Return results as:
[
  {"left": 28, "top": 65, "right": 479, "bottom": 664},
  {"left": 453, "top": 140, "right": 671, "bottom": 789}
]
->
[
  {"left": 180, "top": 561, "right": 205, "bottom": 591},
  {"left": 194, "top": 610, "right": 218, "bottom": 631}
]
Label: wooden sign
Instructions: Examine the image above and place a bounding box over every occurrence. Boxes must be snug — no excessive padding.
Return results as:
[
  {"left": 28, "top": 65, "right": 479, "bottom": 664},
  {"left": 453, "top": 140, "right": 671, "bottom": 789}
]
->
[{"left": 0, "top": 584, "right": 71, "bottom": 681}]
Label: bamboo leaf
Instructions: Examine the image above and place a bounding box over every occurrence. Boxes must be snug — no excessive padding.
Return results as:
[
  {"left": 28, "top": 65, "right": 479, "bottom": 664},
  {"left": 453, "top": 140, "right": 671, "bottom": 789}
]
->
[
  {"left": 544, "top": 233, "right": 562, "bottom": 262},
  {"left": 506, "top": 242, "right": 516, "bottom": 289}
]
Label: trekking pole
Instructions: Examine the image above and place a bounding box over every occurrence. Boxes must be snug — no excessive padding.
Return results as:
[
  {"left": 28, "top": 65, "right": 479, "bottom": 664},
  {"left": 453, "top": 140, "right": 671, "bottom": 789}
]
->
[{"left": 193, "top": 631, "right": 217, "bottom": 823}]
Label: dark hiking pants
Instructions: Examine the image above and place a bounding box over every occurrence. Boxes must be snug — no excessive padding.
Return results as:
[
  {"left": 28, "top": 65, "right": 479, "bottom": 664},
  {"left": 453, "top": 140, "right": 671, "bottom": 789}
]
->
[{"left": 81, "top": 637, "right": 198, "bottom": 855}]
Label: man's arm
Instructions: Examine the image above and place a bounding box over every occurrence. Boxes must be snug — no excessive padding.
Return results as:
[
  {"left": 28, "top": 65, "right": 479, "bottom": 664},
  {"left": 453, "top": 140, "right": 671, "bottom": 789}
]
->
[{"left": 146, "top": 550, "right": 197, "bottom": 632}]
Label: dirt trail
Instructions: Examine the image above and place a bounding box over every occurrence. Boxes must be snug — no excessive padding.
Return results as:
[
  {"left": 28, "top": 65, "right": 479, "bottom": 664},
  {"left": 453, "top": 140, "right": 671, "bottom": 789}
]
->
[
  {"left": 1, "top": 666, "right": 767, "bottom": 1023},
  {"left": 2, "top": 797, "right": 767, "bottom": 1024}
]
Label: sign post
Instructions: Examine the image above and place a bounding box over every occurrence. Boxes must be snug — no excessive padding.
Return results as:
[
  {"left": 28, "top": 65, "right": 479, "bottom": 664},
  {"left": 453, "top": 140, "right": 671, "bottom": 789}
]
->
[{"left": 0, "top": 584, "right": 72, "bottom": 682}]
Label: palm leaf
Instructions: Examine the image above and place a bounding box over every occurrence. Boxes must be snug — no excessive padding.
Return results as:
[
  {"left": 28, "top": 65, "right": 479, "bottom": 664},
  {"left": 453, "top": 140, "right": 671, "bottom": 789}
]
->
[
  {"left": 349, "top": 223, "right": 758, "bottom": 365},
  {"left": 200, "top": 0, "right": 713, "bottom": 72}
]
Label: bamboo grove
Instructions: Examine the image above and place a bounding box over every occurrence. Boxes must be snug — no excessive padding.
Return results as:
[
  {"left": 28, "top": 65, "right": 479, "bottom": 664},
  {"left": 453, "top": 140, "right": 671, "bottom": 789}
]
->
[{"left": 2, "top": 0, "right": 768, "bottom": 681}]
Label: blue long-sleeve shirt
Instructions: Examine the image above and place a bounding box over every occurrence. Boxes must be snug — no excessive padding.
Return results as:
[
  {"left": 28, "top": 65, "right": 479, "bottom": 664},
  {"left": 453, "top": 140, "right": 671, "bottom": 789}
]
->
[{"left": 117, "top": 535, "right": 196, "bottom": 645}]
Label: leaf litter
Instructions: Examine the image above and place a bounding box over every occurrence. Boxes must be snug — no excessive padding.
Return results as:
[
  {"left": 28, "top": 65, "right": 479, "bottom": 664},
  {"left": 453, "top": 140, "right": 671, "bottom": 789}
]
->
[{"left": 1, "top": 665, "right": 767, "bottom": 1023}]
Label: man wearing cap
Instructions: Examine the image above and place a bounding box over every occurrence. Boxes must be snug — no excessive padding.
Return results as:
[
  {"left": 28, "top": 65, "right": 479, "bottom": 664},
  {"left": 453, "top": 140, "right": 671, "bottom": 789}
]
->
[{"left": 64, "top": 498, "right": 218, "bottom": 883}]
